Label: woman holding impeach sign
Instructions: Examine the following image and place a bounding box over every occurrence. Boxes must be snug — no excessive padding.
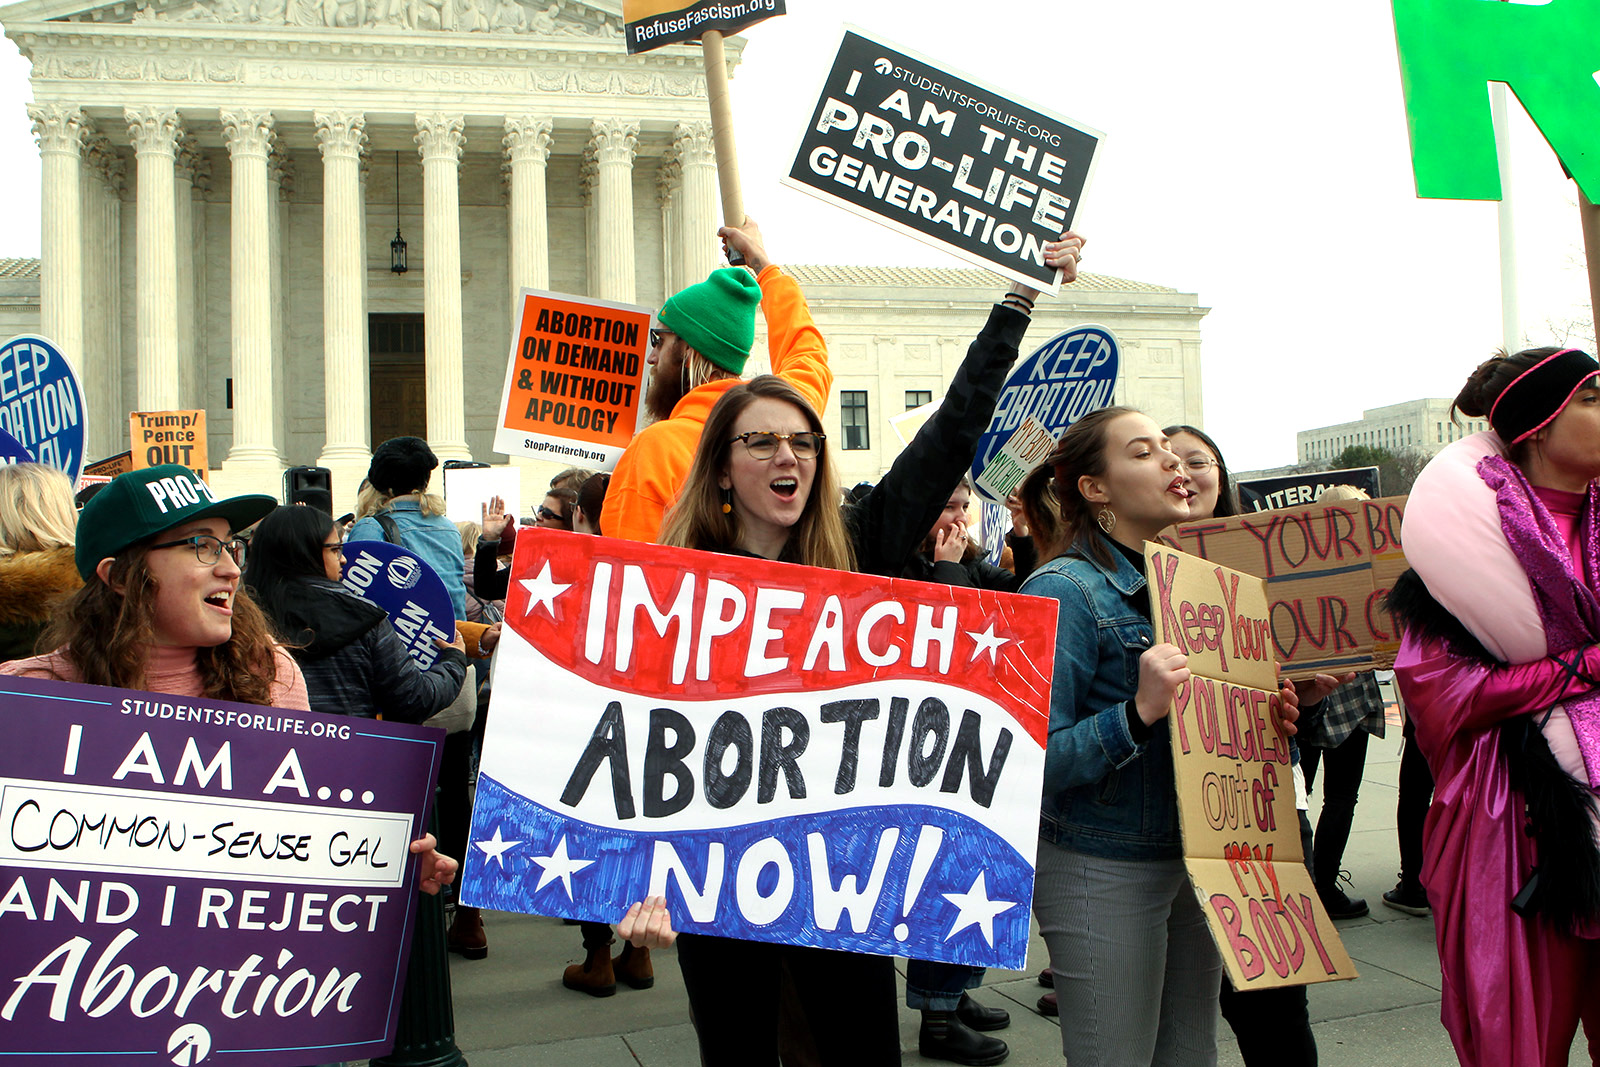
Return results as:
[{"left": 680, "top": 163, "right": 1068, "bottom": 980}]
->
[
  {"left": 617, "top": 233, "right": 1087, "bottom": 1066},
  {"left": 1011, "top": 412, "right": 1307, "bottom": 1067},
  {"left": 1389, "top": 347, "right": 1600, "bottom": 1066},
  {"left": 0, "top": 465, "right": 459, "bottom": 892}
]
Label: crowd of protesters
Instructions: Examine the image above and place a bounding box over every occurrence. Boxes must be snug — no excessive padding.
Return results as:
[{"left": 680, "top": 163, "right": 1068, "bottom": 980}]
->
[{"left": 4, "top": 212, "right": 1597, "bottom": 1067}]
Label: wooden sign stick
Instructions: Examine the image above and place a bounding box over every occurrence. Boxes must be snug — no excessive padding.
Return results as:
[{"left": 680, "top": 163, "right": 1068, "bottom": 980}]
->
[
  {"left": 700, "top": 30, "right": 746, "bottom": 228},
  {"left": 1580, "top": 188, "right": 1600, "bottom": 347}
]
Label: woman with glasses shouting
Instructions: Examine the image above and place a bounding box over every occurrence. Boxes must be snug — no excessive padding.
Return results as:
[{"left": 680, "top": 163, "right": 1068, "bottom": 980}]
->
[{"left": 615, "top": 230, "right": 1088, "bottom": 1067}]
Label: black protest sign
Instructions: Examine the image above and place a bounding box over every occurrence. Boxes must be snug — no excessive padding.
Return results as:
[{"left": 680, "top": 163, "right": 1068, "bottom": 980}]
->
[
  {"left": 783, "top": 28, "right": 1103, "bottom": 293},
  {"left": 1237, "top": 467, "right": 1381, "bottom": 513}
]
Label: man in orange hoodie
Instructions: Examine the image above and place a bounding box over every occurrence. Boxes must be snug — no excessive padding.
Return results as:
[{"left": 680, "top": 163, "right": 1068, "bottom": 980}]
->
[{"left": 603, "top": 217, "right": 831, "bottom": 543}]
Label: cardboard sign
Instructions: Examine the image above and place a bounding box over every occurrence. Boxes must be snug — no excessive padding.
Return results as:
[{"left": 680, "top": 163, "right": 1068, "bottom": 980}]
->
[
  {"left": 0, "top": 673, "right": 444, "bottom": 1066},
  {"left": 461, "top": 529, "right": 1057, "bottom": 969},
  {"left": 130, "top": 410, "right": 208, "bottom": 482},
  {"left": 493, "top": 290, "right": 651, "bottom": 471},
  {"left": 970, "top": 325, "right": 1118, "bottom": 501},
  {"left": 622, "top": 0, "right": 784, "bottom": 54},
  {"left": 83, "top": 451, "right": 134, "bottom": 479},
  {"left": 0, "top": 427, "right": 34, "bottom": 465},
  {"left": 1144, "top": 544, "right": 1358, "bottom": 990},
  {"left": 1236, "top": 467, "right": 1381, "bottom": 513},
  {"left": 973, "top": 416, "right": 1056, "bottom": 502},
  {"left": 784, "top": 28, "right": 1104, "bottom": 293},
  {"left": 0, "top": 335, "right": 86, "bottom": 487},
  {"left": 1160, "top": 497, "right": 1409, "bottom": 675},
  {"left": 338, "top": 542, "right": 457, "bottom": 668}
]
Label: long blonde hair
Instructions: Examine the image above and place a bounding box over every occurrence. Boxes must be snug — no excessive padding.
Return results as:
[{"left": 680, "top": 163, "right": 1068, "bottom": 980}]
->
[
  {"left": 660, "top": 376, "right": 855, "bottom": 572},
  {"left": 357, "top": 481, "right": 446, "bottom": 521},
  {"left": 0, "top": 463, "right": 78, "bottom": 557}
]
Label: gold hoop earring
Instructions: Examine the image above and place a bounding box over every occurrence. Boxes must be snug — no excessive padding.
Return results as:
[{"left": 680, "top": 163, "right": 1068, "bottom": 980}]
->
[{"left": 1096, "top": 507, "right": 1116, "bottom": 534}]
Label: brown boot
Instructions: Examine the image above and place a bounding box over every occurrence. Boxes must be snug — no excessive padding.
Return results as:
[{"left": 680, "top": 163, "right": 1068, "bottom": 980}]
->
[
  {"left": 446, "top": 905, "right": 487, "bottom": 960},
  {"left": 614, "top": 941, "right": 654, "bottom": 990},
  {"left": 563, "top": 940, "right": 617, "bottom": 997}
]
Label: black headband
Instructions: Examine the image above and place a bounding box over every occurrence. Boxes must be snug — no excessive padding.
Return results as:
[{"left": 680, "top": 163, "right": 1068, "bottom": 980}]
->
[{"left": 1488, "top": 348, "right": 1600, "bottom": 445}]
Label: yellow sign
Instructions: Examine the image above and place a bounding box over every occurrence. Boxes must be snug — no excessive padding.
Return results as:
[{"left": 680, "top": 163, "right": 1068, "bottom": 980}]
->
[{"left": 129, "top": 410, "right": 208, "bottom": 481}]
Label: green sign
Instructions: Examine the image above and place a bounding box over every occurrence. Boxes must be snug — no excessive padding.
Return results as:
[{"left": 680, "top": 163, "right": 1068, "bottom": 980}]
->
[{"left": 1390, "top": 0, "right": 1600, "bottom": 202}]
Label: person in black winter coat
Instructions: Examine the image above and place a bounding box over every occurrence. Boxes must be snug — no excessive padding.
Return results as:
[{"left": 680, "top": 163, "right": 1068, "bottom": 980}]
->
[{"left": 244, "top": 506, "right": 467, "bottom": 722}]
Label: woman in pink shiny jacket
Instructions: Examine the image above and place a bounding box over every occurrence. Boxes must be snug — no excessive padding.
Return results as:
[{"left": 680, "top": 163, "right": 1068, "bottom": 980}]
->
[{"left": 1391, "top": 347, "right": 1600, "bottom": 1067}]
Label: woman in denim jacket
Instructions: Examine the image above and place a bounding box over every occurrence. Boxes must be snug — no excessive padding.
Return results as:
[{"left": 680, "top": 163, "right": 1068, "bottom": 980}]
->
[{"left": 1016, "top": 407, "right": 1299, "bottom": 1067}]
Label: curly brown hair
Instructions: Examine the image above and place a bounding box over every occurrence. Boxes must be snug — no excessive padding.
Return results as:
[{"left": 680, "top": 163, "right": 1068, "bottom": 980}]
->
[{"left": 40, "top": 542, "right": 283, "bottom": 704}]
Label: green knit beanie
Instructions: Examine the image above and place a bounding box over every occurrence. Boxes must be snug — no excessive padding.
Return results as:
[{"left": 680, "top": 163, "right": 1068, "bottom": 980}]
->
[{"left": 658, "top": 267, "right": 762, "bottom": 375}]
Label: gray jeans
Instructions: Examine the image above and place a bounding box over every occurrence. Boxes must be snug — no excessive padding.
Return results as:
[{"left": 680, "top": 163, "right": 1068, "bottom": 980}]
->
[{"left": 1032, "top": 844, "right": 1221, "bottom": 1066}]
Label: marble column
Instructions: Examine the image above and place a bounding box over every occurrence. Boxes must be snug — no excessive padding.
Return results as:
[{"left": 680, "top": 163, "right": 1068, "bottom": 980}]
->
[
  {"left": 190, "top": 152, "right": 211, "bottom": 420},
  {"left": 29, "top": 103, "right": 86, "bottom": 402},
  {"left": 315, "top": 111, "right": 371, "bottom": 469},
  {"left": 220, "top": 109, "right": 280, "bottom": 469},
  {"left": 503, "top": 115, "right": 552, "bottom": 309},
  {"left": 173, "top": 135, "right": 199, "bottom": 411},
  {"left": 580, "top": 149, "right": 598, "bottom": 296},
  {"left": 414, "top": 113, "right": 470, "bottom": 461},
  {"left": 656, "top": 150, "right": 680, "bottom": 298},
  {"left": 81, "top": 131, "right": 124, "bottom": 457},
  {"left": 125, "top": 106, "right": 182, "bottom": 412},
  {"left": 674, "top": 121, "right": 720, "bottom": 286},
  {"left": 588, "top": 118, "right": 638, "bottom": 304},
  {"left": 268, "top": 146, "right": 293, "bottom": 460}
]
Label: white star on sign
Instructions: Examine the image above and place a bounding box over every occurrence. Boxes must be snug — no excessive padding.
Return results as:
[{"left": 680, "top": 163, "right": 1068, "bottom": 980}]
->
[
  {"left": 529, "top": 835, "right": 595, "bottom": 900},
  {"left": 520, "top": 562, "right": 571, "bottom": 618},
  {"left": 965, "top": 621, "right": 1010, "bottom": 664},
  {"left": 942, "top": 871, "right": 1019, "bottom": 947},
  {"left": 473, "top": 826, "right": 522, "bottom": 870}
]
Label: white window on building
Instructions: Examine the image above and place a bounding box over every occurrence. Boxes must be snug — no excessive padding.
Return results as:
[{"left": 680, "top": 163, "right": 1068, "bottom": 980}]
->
[{"left": 841, "top": 390, "right": 870, "bottom": 450}]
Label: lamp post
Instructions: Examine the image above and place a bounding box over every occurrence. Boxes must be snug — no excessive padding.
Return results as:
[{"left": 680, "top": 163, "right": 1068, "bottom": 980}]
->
[{"left": 390, "top": 150, "right": 408, "bottom": 274}]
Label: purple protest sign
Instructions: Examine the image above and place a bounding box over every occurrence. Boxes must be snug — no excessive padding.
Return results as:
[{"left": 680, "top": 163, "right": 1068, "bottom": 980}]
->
[
  {"left": 338, "top": 541, "right": 456, "bottom": 668},
  {"left": 0, "top": 426, "right": 35, "bottom": 465},
  {"left": 0, "top": 673, "right": 444, "bottom": 1066}
]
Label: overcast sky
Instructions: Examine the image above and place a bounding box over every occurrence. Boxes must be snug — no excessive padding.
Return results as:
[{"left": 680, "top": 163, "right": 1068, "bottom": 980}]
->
[{"left": 0, "top": 0, "right": 1591, "bottom": 471}]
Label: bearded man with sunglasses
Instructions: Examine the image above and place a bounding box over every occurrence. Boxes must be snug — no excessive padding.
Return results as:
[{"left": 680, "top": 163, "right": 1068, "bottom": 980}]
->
[{"left": 603, "top": 217, "right": 832, "bottom": 543}]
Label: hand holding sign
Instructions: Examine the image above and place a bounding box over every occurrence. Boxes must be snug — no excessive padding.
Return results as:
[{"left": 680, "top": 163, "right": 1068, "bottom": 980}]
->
[
  {"left": 1134, "top": 643, "right": 1190, "bottom": 726},
  {"left": 719, "top": 217, "right": 772, "bottom": 274}
]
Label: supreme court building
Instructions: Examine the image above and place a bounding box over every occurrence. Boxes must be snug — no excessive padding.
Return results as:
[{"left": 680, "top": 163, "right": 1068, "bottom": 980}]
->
[{"left": 1, "top": 0, "right": 1209, "bottom": 511}]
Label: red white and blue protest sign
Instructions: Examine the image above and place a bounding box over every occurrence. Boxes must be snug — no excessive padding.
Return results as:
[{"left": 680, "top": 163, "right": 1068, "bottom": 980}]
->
[
  {"left": 0, "top": 674, "right": 444, "bottom": 1065},
  {"left": 0, "top": 335, "right": 85, "bottom": 487},
  {"left": 0, "top": 426, "right": 35, "bottom": 466},
  {"left": 970, "top": 324, "right": 1120, "bottom": 502},
  {"left": 461, "top": 530, "right": 1056, "bottom": 969},
  {"left": 338, "top": 541, "right": 456, "bottom": 668}
]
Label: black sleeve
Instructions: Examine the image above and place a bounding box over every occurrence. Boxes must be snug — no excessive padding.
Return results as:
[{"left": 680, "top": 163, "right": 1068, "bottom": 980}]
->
[
  {"left": 1007, "top": 531, "right": 1037, "bottom": 580},
  {"left": 965, "top": 556, "right": 1025, "bottom": 593},
  {"left": 365, "top": 625, "right": 468, "bottom": 724},
  {"left": 474, "top": 539, "right": 509, "bottom": 600},
  {"left": 929, "top": 559, "right": 977, "bottom": 588},
  {"left": 848, "top": 304, "right": 1031, "bottom": 577}
]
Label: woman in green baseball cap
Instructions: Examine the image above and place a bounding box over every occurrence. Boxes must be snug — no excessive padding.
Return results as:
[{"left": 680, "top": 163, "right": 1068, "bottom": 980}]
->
[{"left": 0, "top": 463, "right": 461, "bottom": 897}]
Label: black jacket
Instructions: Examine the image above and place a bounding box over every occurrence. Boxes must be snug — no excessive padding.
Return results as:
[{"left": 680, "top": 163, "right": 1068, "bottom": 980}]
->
[
  {"left": 901, "top": 533, "right": 1037, "bottom": 592},
  {"left": 258, "top": 577, "right": 467, "bottom": 722},
  {"left": 847, "top": 304, "right": 1031, "bottom": 578}
]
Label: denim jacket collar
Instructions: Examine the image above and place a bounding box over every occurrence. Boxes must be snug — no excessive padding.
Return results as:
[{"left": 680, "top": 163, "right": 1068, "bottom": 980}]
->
[{"left": 1069, "top": 530, "right": 1147, "bottom": 599}]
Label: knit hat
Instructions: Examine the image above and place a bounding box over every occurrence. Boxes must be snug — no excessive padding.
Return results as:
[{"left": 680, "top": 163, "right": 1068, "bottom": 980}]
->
[
  {"left": 75, "top": 465, "right": 276, "bottom": 579},
  {"left": 657, "top": 267, "right": 762, "bottom": 375},
  {"left": 368, "top": 436, "right": 438, "bottom": 495}
]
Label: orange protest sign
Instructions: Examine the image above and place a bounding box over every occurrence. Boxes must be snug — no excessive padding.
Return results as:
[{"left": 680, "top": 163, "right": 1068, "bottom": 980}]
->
[
  {"left": 1145, "top": 542, "right": 1358, "bottom": 991},
  {"left": 129, "top": 410, "right": 208, "bottom": 481},
  {"left": 493, "top": 290, "right": 651, "bottom": 470}
]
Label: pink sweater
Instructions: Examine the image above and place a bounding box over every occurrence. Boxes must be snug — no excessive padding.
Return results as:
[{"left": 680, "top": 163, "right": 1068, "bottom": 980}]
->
[{"left": 0, "top": 642, "right": 310, "bottom": 710}]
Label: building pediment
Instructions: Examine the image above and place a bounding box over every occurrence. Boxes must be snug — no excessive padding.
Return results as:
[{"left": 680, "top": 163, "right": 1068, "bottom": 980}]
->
[{"left": 3, "top": 0, "right": 623, "bottom": 36}]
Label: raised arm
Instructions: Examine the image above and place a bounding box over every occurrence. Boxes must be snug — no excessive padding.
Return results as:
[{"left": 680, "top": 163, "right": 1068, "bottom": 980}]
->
[{"left": 721, "top": 217, "right": 833, "bottom": 417}]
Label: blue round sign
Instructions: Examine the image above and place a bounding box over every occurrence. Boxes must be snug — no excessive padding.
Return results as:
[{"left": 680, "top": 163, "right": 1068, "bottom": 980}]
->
[
  {"left": 339, "top": 540, "right": 457, "bottom": 668},
  {"left": 0, "top": 335, "right": 85, "bottom": 488},
  {"left": 0, "top": 427, "right": 35, "bottom": 466},
  {"left": 969, "top": 324, "right": 1120, "bottom": 502}
]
